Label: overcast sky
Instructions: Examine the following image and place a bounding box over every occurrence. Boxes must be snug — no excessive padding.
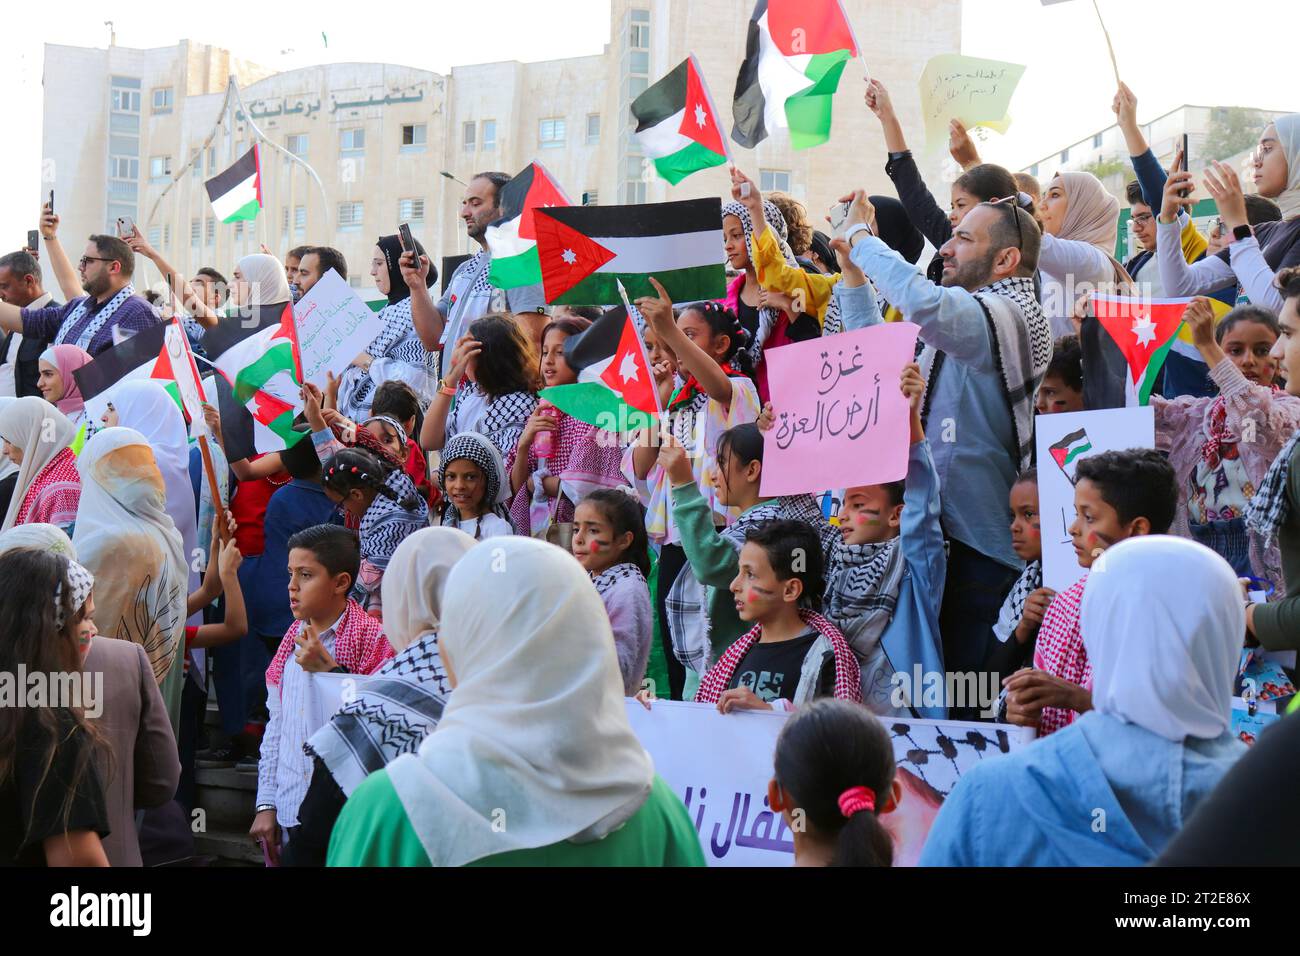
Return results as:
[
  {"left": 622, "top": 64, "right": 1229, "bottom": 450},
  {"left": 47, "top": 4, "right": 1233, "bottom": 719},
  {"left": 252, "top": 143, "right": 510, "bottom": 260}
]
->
[{"left": 1, "top": 0, "right": 1294, "bottom": 246}]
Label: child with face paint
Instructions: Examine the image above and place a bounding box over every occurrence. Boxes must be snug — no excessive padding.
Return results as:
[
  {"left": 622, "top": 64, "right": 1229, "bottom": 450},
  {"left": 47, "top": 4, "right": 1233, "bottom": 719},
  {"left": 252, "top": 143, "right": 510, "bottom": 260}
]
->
[
  {"left": 657, "top": 423, "right": 834, "bottom": 701},
  {"left": 572, "top": 489, "right": 653, "bottom": 696},
  {"left": 817, "top": 363, "right": 948, "bottom": 718},
  {"left": 1005, "top": 449, "right": 1177, "bottom": 735},
  {"left": 693, "top": 519, "right": 861, "bottom": 712},
  {"left": 984, "top": 469, "right": 1055, "bottom": 695}
]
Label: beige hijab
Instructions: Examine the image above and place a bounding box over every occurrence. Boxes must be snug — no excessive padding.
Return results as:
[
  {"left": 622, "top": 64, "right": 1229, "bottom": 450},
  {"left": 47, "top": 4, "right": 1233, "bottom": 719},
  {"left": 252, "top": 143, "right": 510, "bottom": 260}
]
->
[
  {"left": 1055, "top": 171, "right": 1132, "bottom": 287},
  {"left": 0, "top": 396, "right": 76, "bottom": 532}
]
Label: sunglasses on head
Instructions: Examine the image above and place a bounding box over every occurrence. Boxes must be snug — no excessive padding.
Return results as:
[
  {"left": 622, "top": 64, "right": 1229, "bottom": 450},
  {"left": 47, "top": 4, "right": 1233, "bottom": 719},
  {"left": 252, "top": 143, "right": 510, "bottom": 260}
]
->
[{"left": 986, "top": 195, "right": 1024, "bottom": 250}]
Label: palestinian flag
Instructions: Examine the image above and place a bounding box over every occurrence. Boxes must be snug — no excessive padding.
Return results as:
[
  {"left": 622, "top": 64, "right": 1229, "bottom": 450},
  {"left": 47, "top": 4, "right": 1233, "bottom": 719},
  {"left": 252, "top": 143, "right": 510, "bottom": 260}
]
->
[
  {"left": 732, "top": 0, "right": 859, "bottom": 150},
  {"left": 539, "top": 304, "right": 660, "bottom": 433},
  {"left": 74, "top": 320, "right": 207, "bottom": 432},
  {"left": 205, "top": 145, "right": 262, "bottom": 223},
  {"left": 1048, "top": 428, "right": 1092, "bottom": 484},
  {"left": 632, "top": 55, "right": 729, "bottom": 185},
  {"left": 533, "top": 198, "right": 725, "bottom": 306},
  {"left": 486, "top": 162, "right": 572, "bottom": 289},
  {"left": 207, "top": 303, "right": 306, "bottom": 455},
  {"left": 1091, "top": 294, "right": 1191, "bottom": 406}
]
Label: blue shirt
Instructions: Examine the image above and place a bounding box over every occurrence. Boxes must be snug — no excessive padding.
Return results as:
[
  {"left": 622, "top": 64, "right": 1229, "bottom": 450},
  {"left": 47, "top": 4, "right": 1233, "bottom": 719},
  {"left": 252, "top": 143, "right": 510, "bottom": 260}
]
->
[
  {"left": 918, "top": 711, "right": 1244, "bottom": 866},
  {"left": 21, "top": 292, "right": 159, "bottom": 356},
  {"left": 840, "top": 238, "right": 1023, "bottom": 569}
]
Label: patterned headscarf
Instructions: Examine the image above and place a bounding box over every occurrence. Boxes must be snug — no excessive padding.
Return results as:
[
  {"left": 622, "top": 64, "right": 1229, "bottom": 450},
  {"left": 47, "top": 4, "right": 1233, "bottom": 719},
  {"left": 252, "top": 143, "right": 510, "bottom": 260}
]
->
[
  {"left": 54, "top": 558, "right": 95, "bottom": 630},
  {"left": 437, "top": 430, "right": 513, "bottom": 530},
  {"left": 722, "top": 198, "right": 798, "bottom": 364}
]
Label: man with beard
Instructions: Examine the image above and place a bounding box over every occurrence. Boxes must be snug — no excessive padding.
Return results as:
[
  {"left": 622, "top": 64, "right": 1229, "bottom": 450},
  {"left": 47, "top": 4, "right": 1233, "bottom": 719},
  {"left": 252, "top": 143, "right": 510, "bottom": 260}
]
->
[
  {"left": 408, "top": 171, "right": 547, "bottom": 372},
  {"left": 0, "top": 206, "right": 158, "bottom": 356},
  {"left": 834, "top": 191, "right": 1053, "bottom": 688}
]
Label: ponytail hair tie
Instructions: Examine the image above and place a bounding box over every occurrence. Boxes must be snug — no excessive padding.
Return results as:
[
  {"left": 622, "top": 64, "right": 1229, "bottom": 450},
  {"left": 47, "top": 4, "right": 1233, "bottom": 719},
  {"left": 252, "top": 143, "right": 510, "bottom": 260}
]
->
[{"left": 837, "top": 785, "right": 876, "bottom": 818}]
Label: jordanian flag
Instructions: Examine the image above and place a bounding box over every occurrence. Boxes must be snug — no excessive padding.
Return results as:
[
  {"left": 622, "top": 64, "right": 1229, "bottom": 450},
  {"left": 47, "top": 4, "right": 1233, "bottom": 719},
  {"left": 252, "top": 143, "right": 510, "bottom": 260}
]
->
[
  {"left": 74, "top": 320, "right": 208, "bottom": 433},
  {"left": 208, "top": 303, "right": 306, "bottom": 455},
  {"left": 732, "top": 0, "right": 860, "bottom": 150},
  {"left": 205, "top": 145, "right": 262, "bottom": 223},
  {"left": 533, "top": 198, "right": 725, "bottom": 306},
  {"left": 632, "top": 55, "right": 730, "bottom": 185},
  {"left": 540, "top": 303, "right": 660, "bottom": 433},
  {"left": 1049, "top": 428, "right": 1092, "bottom": 484},
  {"left": 486, "top": 162, "right": 572, "bottom": 290},
  {"left": 1091, "top": 294, "right": 1190, "bottom": 406}
]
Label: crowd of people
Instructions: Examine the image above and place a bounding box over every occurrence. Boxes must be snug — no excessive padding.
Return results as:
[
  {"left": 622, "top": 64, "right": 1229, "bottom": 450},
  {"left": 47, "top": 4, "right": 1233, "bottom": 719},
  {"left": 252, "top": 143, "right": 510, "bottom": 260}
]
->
[{"left": 1, "top": 78, "right": 1298, "bottom": 869}]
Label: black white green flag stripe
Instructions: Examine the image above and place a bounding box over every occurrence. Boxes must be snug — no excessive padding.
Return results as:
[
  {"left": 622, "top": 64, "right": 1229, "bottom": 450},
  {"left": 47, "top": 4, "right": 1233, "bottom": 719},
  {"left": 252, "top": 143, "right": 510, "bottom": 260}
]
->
[
  {"left": 533, "top": 198, "right": 725, "bottom": 306},
  {"left": 205, "top": 145, "right": 263, "bottom": 223},
  {"left": 486, "top": 162, "right": 572, "bottom": 289},
  {"left": 631, "top": 55, "right": 730, "bottom": 185}
]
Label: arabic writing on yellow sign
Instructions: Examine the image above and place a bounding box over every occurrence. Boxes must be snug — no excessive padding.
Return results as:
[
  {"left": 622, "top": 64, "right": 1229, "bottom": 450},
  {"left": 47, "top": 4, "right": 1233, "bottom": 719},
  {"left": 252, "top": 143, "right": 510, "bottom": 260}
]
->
[{"left": 919, "top": 54, "right": 1026, "bottom": 153}]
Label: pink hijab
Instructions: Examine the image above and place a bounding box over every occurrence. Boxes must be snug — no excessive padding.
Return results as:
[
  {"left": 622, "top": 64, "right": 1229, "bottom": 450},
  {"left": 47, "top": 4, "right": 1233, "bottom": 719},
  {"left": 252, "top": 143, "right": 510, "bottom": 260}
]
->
[{"left": 39, "top": 345, "right": 92, "bottom": 417}]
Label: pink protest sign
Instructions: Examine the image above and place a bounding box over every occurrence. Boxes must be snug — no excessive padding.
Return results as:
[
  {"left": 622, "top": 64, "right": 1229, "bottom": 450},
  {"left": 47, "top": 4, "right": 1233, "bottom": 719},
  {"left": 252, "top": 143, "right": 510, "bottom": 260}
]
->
[{"left": 759, "top": 322, "right": 920, "bottom": 497}]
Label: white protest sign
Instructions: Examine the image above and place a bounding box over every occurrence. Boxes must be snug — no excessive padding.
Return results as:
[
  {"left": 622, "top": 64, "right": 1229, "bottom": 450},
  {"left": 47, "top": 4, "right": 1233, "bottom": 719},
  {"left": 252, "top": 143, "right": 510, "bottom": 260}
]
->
[
  {"left": 625, "top": 699, "right": 1030, "bottom": 867},
  {"left": 1035, "top": 407, "right": 1155, "bottom": 592},
  {"left": 292, "top": 268, "right": 385, "bottom": 387}
]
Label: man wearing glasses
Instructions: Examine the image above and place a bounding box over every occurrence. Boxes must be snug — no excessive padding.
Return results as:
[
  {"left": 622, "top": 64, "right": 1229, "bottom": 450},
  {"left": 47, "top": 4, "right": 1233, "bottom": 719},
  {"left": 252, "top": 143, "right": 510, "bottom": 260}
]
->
[
  {"left": 0, "top": 204, "right": 159, "bottom": 356},
  {"left": 834, "top": 190, "right": 1051, "bottom": 692}
]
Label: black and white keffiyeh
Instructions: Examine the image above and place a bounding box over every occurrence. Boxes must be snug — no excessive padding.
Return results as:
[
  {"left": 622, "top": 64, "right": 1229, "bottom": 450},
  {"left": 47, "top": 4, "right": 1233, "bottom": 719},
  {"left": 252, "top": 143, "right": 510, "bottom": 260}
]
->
[
  {"left": 437, "top": 430, "right": 516, "bottom": 532},
  {"left": 721, "top": 198, "right": 797, "bottom": 367},
  {"left": 922, "top": 275, "right": 1051, "bottom": 473},
  {"left": 304, "top": 632, "right": 448, "bottom": 797},
  {"left": 824, "top": 537, "right": 907, "bottom": 662},
  {"left": 450, "top": 381, "right": 537, "bottom": 460},
  {"left": 592, "top": 562, "right": 647, "bottom": 596},
  {"left": 54, "top": 558, "right": 95, "bottom": 629},
  {"left": 57, "top": 284, "right": 137, "bottom": 350},
  {"left": 1246, "top": 432, "right": 1300, "bottom": 546},
  {"left": 359, "top": 469, "right": 429, "bottom": 568},
  {"left": 991, "top": 558, "right": 1042, "bottom": 644}
]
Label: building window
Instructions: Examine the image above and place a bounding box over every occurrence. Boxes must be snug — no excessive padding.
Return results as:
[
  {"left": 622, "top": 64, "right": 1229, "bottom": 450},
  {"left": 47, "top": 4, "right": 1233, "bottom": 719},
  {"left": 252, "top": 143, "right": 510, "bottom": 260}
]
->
[
  {"left": 1092, "top": 132, "right": 1103, "bottom": 149},
  {"left": 163, "top": 224, "right": 171, "bottom": 247},
  {"left": 339, "top": 128, "right": 365, "bottom": 157},
  {"left": 294, "top": 205, "right": 306, "bottom": 239},
  {"left": 205, "top": 219, "right": 215, "bottom": 246},
  {"left": 148, "top": 226, "right": 162, "bottom": 246},
  {"left": 582, "top": 190, "right": 598, "bottom": 206},
  {"left": 398, "top": 198, "right": 425, "bottom": 222},
  {"left": 287, "top": 133, "right": 309, "bottom": 157},
  {"left": 111, "top": 156, "right": 140, "bottom": 180},
  {"left": 338, "top": 201, "right": 365, "bottom": 232},
  {"left": 207, "top": 148, "right": 217, "bottom": 174},
  {"left": 1060, "top": 146, "right": 1070, "bottom": 163},
  {"left": 152, "top": 88, "right": 173, "bottom": 113},
  {"left": 111, "top": 88, "right": 141, "bottom": 113},
  {"left": 147, "top": 156, "right": 169, "bottom": 179},
  {"left": 623, "top": 181, "right": 647, "bottom": 204},
  {"left": 463, "top": 122, "right": 476, "bottom": 151},
  {"left": 539, "top": 118, "right": 566, "bottom": 149},
  {"left": 401, "top": 124, "right": 427, "bottom": 152},
  {"left": 234, "top": 221, "right": 243, "bottom": 240},
  {"left": 586, "top": 114, "right": 601, "bottom": 145},
  {"left": 630, "top": 10, "right": 650, "bottom": 49},
  {"left": 760, "top": 169, "right": 791, "bottom": 193},
  {"left": 481, "top": 120, "right": 496, "bottom": 152},
  {"left": 191, "top": 218, "right": 201, "bottom": 246}
]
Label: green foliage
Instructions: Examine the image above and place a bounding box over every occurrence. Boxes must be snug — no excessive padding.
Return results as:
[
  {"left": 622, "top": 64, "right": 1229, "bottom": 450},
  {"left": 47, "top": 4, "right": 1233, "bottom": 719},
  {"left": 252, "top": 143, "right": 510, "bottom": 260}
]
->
[
  {"left": 1081, "top": 157, "right": 1128, "bottom": 180},
  {"left": 1203, "top": 107, "right": 1269, "bottom": 162}
]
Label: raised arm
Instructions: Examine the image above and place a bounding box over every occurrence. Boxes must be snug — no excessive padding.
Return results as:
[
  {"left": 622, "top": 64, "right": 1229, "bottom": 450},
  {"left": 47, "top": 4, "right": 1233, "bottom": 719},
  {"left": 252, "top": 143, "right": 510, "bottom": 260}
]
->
[
  {"left": 39, "top": 204, "right": 85, "bottom": 303},
  {"left": 402, "top": 250, "right": 445, "bottom": 352},
  {"left": 636, "top": 278, "right": 733, "bottom": 407},
  {"left": 125, "top": 227, "right": 220, "bottom": 327},
  {"left": 1156, "top": 171, "right": 1237, "bottom": 297}
]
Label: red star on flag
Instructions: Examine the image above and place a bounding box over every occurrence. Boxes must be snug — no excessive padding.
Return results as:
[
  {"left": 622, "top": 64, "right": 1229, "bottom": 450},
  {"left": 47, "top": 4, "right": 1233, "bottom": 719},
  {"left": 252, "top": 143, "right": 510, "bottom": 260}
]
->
[{"left": 679, "top": 56, "right": 727, "bottom": 156}]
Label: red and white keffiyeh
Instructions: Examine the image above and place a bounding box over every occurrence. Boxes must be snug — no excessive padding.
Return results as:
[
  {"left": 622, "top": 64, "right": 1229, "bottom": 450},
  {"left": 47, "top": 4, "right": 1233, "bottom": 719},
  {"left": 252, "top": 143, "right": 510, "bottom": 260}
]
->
[
  {"left": 505, "top": 409, "right": 625, "bottom": 532},
  {"left": 695, "top": 609, "right": 862, "bottom": 705},
  {"left": 1032, "top": 574, "right": 1092, "bottom": 735},
  {"left": 15, "top": 447, "right": 81, "bottom": 529},
  {"left": 266, "top": 597, "right": 392, "bottom": 691}
]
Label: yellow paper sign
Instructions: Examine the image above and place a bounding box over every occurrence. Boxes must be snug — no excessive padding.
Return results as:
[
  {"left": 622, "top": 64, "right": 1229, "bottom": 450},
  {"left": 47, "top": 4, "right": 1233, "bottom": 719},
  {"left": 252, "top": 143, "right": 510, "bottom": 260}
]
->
[{"left": 919, "top": 54, "right": 1026, "bottom": 152}]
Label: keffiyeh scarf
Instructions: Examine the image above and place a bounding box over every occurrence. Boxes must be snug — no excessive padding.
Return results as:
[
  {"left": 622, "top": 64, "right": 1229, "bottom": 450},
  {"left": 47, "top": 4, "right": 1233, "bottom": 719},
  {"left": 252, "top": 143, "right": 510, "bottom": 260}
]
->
[
  {"left": 695, "top": 609, "right": 862, "bottom": 705},
  {"left": 304, "top": 632, "right": 448, "bottom": 796},
  {"left": 15, "top": 447, "right": 81, "bottom": 529},
  {"left": 992, "top": 559, "right": 1043, "bottom": 645},
  {"left": 266, "top": 597, "right": 391, "bottom": 690},
  {"left": 721, "top": 199, "right": 797, "bottom": 367},
  {"left": 438, "top": 431, "right": 515, "bottom": 534},
  {"left": 340, "top": 296, "right": 437, "bottom": 414},
  {"left": 57, "top": 285, "right": 136, "bottom": 350},
  {"left": 1245, "top": 431, "right": 1300, "bottom": 546},
  {"left": 54, "top": 558, "right": 95, "bottom": 629},
  {"left": 1032, "top": 574, "right": 1090, "bottom": 736},
  {"left": 923, "top": 276, "right": 1051, "bottom": 472},
  {"left": 451, "top": 381, "right": 537, "bottom": 459},
  {"left": 592, "top": 562, "right": 647, "bottom": 596},
  {"left": 824, "top": 537, "right": 907, "bottom": 660},
  {"left": 506, "top": 410, "right": 625, "bottom": 533},
  {"left": 359, "top": 469, "right": 429, "bottom": 569}
]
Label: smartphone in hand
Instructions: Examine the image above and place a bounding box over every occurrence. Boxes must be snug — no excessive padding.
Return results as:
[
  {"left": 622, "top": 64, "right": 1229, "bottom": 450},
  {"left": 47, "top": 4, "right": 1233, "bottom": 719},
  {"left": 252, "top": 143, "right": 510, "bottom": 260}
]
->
[
  {"left": 116, "top": 216, "right": 135, "bottom": 239},
  {"left": 1177, "top": 133, "right": 1191, "bottom": 199},
  {"left": 27, "top": 229, "right": 38, "bottom": 251},
  {"left": 397, "top": 222, "right": 417, "bottom": 264},
  {"left": 828, "top": 200, "right": 852, "bottom": 237},
  {"left": 48, "top": 189, "right": 54, "bottom": 214}
]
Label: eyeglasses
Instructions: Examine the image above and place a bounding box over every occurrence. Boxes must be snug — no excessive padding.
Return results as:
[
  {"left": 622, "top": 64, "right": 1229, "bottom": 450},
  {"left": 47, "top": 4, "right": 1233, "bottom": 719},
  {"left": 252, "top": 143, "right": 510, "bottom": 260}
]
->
[
  {"left": 1131, "top": 212, "right": 1154, "bottom": 226},
  {"left": 987, "top": 195, "right": 1024, "bottom": 251},
  {"left": 78, "top": 256, "right": 114, "bottom": 269}
]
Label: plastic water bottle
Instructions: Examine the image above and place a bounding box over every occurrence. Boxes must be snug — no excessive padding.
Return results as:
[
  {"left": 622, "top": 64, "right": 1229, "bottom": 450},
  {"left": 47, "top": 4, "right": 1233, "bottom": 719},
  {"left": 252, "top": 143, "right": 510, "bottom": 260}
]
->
[{"left": 533, "top": 403, "right": 558, "bottom": 460}]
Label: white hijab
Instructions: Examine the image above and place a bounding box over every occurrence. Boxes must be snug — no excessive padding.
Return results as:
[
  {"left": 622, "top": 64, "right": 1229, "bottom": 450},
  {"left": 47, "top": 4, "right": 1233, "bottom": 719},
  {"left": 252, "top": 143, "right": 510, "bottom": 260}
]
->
[
  {"left": 386, "top": 537, "right": 655, "bottom": 867},
  {"left": 0, "top": 522, "right": 76, "bottom": 558},
  {"left": 1082, "top": 536, "right": 1243, "bottom": 742},
  {"left": 380, "top": 527, "right": 478, "bottom": 653},
  {"left": 107, "top": 379, "right": 197, "bottom": 577},
  {"left": 1271, "top": 113, "right": 1300, "bottom": 221},
  {"left": 73, "top": 426, "right": 187, "bottom": 684},
  {"left": 0, "top": 396, "right": 75, "bottom": 532},
  {"left": 236, "top": 253, "right": 291, "bottom": 307},
  {"left": 0, "top": 397, "right": 17, "bottom": 485}
]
